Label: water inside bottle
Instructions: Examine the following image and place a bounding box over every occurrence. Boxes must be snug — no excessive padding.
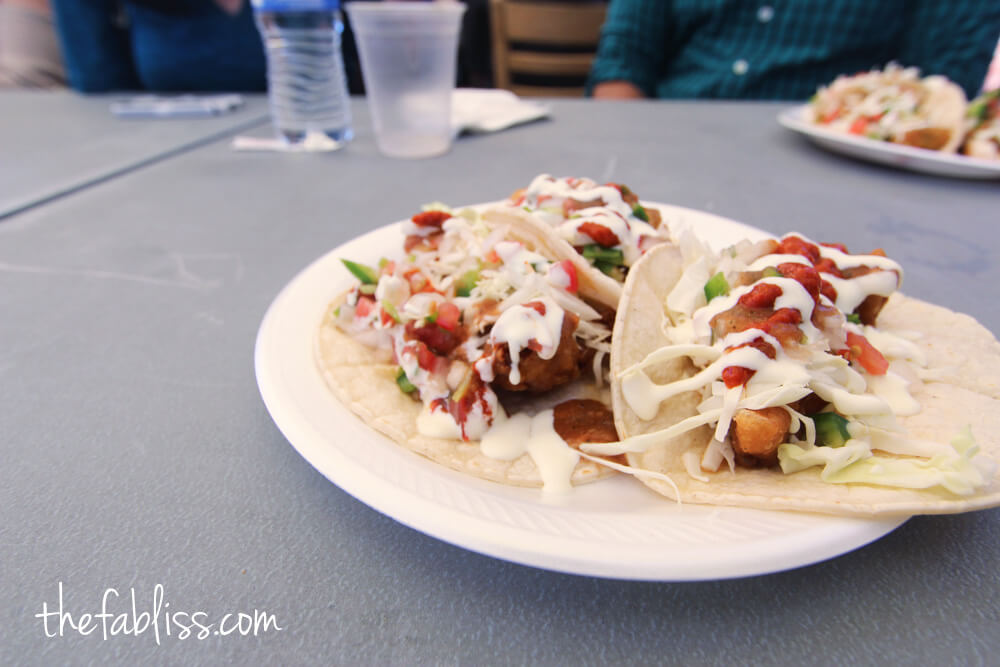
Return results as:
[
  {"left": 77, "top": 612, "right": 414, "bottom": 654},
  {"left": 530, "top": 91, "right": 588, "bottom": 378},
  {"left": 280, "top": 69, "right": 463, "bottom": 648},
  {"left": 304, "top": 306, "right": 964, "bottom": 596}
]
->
[{"left": 257, "top": 10, "right": 353, "bottom": 149}]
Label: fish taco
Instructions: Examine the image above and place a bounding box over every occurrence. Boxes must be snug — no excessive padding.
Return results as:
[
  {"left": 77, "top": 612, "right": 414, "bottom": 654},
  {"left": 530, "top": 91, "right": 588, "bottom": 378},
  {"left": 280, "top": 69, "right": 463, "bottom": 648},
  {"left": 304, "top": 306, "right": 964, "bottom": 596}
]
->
[
  {"left": 316, "top": 198, "right": 657, "bottom": 491},
  {"left": 962, "top": 89, "right": 1000, "bottom": 160},
  {"left": 483, "top": 174, "right": 670, "bottom": 301},
  {"left": 592, "top": 234, "right": 1000, "bottom": 516},
  {"left": 810, "top": 63, "right": 967, "bottom": 153}
]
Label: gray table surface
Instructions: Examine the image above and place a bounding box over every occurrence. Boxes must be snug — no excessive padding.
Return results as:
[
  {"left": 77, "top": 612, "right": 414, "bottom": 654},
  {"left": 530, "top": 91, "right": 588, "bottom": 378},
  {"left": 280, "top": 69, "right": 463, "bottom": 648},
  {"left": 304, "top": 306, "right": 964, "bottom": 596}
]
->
[
  {"left": 0, "top": 90, "right": 269, "bottom": 220},
  {"left": 3, "top": 96, "right": 999, "bottom": 666}
]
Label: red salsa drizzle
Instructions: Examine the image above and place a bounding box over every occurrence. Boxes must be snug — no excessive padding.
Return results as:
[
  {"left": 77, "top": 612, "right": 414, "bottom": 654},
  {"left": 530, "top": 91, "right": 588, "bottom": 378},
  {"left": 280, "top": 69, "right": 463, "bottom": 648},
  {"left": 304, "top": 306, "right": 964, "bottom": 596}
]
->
[
  {"left": 429, "top": 372, "right": 495, "bottom": 441},
  {"left": 716, "top": 235, "right": 894, "bottom": 387},
  {"left": 721, "top": 338, "right": 778, "bottom": 388}
]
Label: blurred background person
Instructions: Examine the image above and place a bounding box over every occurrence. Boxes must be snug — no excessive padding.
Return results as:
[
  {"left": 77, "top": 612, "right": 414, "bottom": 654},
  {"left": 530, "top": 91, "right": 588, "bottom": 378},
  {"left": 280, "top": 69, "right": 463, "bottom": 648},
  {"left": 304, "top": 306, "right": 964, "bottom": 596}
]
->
[
  {"left": 50, "top": 0, "right": 273, "bottom": 92},
  {"left": 589, "top": 1, "right": 1000, "bottom": 101},
  {"left": 0, "top": 0, "right": 66, "bottom": 88},
  {"left": 985, "top": 37, "right": 1000, "bottom": 92},
  {"left": 49, "top": 0, "right": 489, "bottom": 95}
]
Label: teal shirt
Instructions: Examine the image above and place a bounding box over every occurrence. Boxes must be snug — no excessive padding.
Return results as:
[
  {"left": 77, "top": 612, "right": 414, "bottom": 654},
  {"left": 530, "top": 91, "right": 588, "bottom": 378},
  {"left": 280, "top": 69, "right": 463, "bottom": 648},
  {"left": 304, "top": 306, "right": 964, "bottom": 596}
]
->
[{"left": 588, "top": 0, "right": 1000, "bottom": 100}]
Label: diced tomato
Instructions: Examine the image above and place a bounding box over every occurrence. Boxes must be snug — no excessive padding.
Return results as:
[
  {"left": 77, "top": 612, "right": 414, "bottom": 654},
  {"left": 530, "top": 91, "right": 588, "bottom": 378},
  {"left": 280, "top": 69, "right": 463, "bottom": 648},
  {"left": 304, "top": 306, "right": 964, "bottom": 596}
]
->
[
  {"left": 354, "top": 295, "right": 375, "bottom": 317},
  {"left": 435, "top": 302, "right": 461, "bottom": 331},
  {"left": 846, "top": 331, "right": 889, "bottom": 375},
  {"left": 549, "top": 259, "right": 579, "bottom": 293},
  {"left": 848, "top": 113, "right": 882, "bottom": 135},
  {"left": 404, "top": 269, "right": 437, "bottom": 294},
  {"left": 849, "top": 118, "right": 868, "bottom": 135},
  {"left": 405, "top": 320, "right": 461, "bottom": 356},
  {"left": 414, "top": 341, "right": 437, "bottom": 371},
  {"left": 379, "top": 259, "right": 396, "bottom": 276},
  {"left": 411, "top": 210, "right": 451, "bottom": 228},
  {"left": 484, "top": 249, "right": 502, "bottom": 265},
  {"left": 379, "top": 308, "right": 396, "bottom": 327},
  {"left": 578, "top": 221, "right": 620, "bottom": 247}
]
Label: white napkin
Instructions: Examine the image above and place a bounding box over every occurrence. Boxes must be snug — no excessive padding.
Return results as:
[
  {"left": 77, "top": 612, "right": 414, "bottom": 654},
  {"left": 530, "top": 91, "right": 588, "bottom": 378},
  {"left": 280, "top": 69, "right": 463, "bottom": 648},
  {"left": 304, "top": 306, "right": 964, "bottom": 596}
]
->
[
  {"left": 232, "top": 89, "right": 550, "bottom": 152},
  {"left": 231, "top": 133, "right": 345, "bottom": 152},
  {"left": 450, "top": 88, "right": 550, "bottom": 136}
]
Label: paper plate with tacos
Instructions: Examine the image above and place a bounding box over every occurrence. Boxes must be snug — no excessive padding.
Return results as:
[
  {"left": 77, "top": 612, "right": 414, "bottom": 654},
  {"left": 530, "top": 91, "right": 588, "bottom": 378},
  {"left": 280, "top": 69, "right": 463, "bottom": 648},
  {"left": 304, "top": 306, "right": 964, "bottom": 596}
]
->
[
  {"left": 778, "top": 64, "right": 1000, "bottom": 178},
  {"left": 256, "top": 176, "right": 998, "bottom": 579}
]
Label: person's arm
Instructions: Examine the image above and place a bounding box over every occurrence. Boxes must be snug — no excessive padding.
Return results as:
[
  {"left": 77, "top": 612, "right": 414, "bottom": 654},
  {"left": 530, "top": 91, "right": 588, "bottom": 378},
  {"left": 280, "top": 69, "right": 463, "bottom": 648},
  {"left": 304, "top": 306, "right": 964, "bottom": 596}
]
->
[
  {"left": 897, "top": 1, "right": 1000, "bottom": 99},
  {"left": 587, "top": 0, "right": 673, "bottom": 99},
  {"left": 50, "top": 0, "right": 140, "bottom": 92}
]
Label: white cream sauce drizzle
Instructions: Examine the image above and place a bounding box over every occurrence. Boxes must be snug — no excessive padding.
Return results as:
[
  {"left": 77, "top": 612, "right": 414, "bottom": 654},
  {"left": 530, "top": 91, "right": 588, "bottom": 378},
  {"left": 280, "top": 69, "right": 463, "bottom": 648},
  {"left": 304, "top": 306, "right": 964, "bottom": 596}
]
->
[
  {"left": 816, "top": 244, "right": 903, "bottom": 274},
  {"left": 488, "top": 296, "right": 564, "bottom": 386},
  {"left": 523, "top": 174, "right": 632, "bottom": 220},
  {"left": 824, "top": 271, "right": 899, "bottom": 314},
  {"left": 417, "top": 402, "right": 461, "bottom": 439},
  {"left": 479, "top": 409, "right": 580, "bottom": 493},
  {"left": 745, "top": 253, "right": 811, "bottom": 271},
  {"left": 520, "top": 174, "right": 661, "bottom": 265}
]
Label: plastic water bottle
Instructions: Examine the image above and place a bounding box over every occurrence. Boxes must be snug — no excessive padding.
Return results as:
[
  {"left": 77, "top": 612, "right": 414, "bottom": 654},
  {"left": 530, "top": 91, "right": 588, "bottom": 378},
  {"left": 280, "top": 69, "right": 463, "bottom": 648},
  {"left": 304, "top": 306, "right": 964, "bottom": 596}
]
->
[{"left": 252, "top": 0, "right": 353, "bottom": 148}]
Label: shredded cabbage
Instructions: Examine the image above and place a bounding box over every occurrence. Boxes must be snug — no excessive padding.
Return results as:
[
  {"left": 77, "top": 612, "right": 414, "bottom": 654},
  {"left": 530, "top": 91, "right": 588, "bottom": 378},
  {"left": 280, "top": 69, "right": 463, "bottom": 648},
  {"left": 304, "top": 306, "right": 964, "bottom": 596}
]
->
[{"left": 778, "top": 426, "right": 995, "bottom": 496}]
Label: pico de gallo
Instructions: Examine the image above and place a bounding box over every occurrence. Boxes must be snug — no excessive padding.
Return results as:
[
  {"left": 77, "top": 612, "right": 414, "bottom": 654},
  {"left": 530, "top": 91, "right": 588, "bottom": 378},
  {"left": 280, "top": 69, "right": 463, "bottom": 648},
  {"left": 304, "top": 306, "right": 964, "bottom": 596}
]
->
[
  {"left": 501, "top": 174, "right": 668, "bottom": 282},
  {"left": 333, "top": 204, "right": 617, "bottom": 449}
]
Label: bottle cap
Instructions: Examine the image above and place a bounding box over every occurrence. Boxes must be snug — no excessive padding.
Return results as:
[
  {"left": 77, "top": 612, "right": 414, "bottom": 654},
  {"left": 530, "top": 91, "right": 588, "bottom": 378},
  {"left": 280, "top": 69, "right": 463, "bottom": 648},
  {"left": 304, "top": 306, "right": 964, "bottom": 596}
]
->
[{"left": 251, "top": 0, "right": 340, "bottom": 10}]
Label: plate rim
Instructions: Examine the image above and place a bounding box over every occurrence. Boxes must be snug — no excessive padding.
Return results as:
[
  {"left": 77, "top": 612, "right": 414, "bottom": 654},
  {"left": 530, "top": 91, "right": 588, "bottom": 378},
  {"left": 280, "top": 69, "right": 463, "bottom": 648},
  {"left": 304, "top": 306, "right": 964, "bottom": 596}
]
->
[
  {"left": 254, "top": 201, "right": 908, "bottom": 581},
  {"left": 777, "top": 104, "right": 1000, "bottom": 179}
]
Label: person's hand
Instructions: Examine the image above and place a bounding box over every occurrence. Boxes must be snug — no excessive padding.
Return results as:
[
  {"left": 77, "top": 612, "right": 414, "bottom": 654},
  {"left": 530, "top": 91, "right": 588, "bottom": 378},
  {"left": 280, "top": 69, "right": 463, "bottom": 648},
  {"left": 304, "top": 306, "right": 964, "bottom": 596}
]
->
[{"left": 592, "top": 80, "right": 645, "bottom": 99}]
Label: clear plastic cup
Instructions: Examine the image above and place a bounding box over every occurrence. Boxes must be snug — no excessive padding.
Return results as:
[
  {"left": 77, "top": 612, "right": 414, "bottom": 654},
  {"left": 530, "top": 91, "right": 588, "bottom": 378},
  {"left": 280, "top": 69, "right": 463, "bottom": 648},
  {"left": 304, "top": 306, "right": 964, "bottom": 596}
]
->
[{"left": 345, "top": 1, "right": 467, "bottom": 159}]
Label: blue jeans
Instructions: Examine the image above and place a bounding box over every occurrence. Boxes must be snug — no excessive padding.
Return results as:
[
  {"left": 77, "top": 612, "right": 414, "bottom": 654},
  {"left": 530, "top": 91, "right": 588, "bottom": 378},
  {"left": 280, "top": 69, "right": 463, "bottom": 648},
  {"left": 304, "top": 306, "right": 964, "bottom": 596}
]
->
[{"left": 51, "top": 0, "right": 266, "bottom": 92}]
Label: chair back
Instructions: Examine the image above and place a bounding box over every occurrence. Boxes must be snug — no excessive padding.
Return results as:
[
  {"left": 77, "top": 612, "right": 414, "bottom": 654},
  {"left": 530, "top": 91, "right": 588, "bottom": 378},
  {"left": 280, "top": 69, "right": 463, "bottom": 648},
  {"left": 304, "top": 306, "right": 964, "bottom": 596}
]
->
[{"left": 489, "top": 0, "right": 607, "bottom": 97}]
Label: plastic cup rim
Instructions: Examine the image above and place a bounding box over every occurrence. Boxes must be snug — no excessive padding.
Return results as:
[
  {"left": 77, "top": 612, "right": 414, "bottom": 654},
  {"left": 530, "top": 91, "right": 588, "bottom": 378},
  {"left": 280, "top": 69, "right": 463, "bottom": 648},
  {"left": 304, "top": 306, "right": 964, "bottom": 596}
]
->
[{"left": 344, "top": 1, "right": 467, "bottom": 16}]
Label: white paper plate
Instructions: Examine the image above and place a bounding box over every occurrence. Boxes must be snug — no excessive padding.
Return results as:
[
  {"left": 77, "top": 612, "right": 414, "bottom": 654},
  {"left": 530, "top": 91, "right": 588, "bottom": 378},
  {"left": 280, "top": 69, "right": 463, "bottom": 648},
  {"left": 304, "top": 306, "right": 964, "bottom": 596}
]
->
[
  {"left": 254, "top": 203, "right": 907, "bottom": 581},
  {"left": 778, "top": 105, "right": 1000, "bottom": 179}
]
